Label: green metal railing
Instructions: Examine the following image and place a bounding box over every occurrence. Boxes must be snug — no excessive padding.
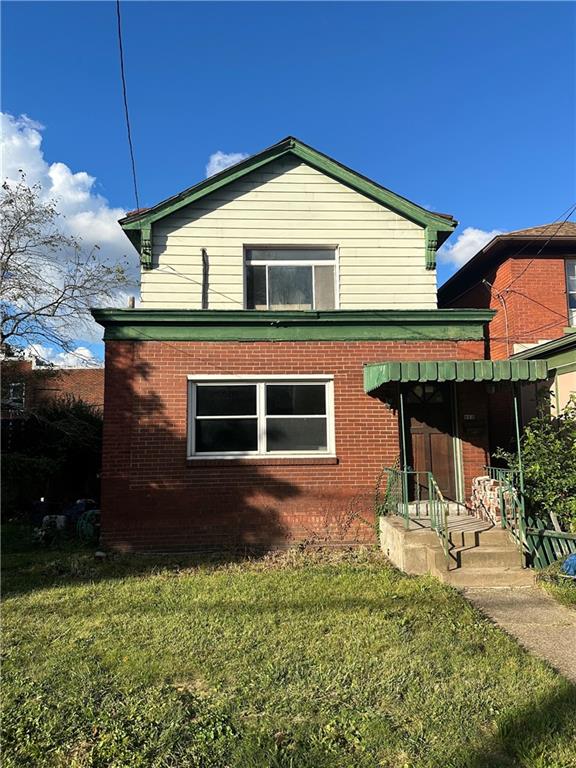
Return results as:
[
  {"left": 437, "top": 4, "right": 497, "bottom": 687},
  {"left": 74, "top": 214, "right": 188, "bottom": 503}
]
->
[
  {"left": 484, "top": 466, "right": 527, "bottom": 563},
  {"left": 381, "top": 467, "right": 451, "bottom": 567}
]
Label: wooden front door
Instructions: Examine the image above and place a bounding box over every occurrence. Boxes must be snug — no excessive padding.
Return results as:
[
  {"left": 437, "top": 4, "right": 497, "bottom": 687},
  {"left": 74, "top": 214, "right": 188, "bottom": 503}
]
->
[{"left": 403, "top": 383, "right": 457, "bottom": 500}]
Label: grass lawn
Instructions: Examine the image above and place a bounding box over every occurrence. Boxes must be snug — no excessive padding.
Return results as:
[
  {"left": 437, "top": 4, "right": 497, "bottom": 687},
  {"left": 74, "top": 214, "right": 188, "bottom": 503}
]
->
[{"left": 2, "top": 525, "right": 576, "bottom": 768}]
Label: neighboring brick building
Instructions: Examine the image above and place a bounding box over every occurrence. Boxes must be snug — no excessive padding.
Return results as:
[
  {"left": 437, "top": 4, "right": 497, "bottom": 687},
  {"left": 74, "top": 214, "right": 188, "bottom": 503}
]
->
[
  {"left": 439, "top": 222, "right": 576, "bottom": 448},
  {"left": 93, "top": 137, "right": 550, "bottom": 552},
  {"left": 1, "top": 358, "right": 104, "bottom": 416}
]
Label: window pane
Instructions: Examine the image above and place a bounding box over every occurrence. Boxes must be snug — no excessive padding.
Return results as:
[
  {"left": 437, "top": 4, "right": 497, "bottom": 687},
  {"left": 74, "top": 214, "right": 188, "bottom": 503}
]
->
[
  {"left": 569, "top": 293, "right": 576, "bottom": 309},
  {"left": 196, "top": 418, "right": 257, "bottom": 452},
  {"left": 196, "top": 385, "right": 256, "bottom": 416},
  {"left": 269, "top": 266, "right": 312, "bottom": 310},
  {"left": 246, "top": 265, "right": 267, "bottom": 309},
  {"left": 247, "top": 249, "right": 335, "bottom": 261},
  {"left": 314, "top": 265, "right": 335, "bottom": 310},
  {"left": 266, "top": 384, "right": 326, "bottom": 415},
  {"left": 566, "top": 261, "right": 576, "bottom": 278},
  {"left": 266, "top": 418, "right": 327, "bottom": 452}
]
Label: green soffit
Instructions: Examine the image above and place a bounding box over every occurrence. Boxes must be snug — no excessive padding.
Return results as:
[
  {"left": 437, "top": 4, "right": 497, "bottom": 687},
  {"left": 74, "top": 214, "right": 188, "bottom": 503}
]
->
[
  {"left": 363, "top": 359, "right": 550, "bottom": 393},
  {"left": 90, "top": 308, "right": 493, "bottom": 343},
  {"left": 119, "top": 137, "right": 457, "bottom": 271}
]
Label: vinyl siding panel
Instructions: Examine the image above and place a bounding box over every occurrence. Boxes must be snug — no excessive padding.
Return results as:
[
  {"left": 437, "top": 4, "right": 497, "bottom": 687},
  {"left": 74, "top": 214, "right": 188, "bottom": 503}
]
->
[{"left": 142, "top": 156, "right": 435, "bottom": 310}]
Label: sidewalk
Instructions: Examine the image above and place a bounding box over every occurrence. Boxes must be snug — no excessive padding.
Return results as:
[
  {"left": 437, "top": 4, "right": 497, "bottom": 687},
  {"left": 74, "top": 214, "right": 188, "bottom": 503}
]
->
[{"left": 463, "top": 587, "right": 576, "bottom": 684}]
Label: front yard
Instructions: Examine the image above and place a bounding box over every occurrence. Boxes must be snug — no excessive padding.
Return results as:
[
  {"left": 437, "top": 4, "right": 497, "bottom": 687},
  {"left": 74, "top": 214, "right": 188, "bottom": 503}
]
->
[{"left": 2, "top": 527, "right": 575, "bottom": 768}]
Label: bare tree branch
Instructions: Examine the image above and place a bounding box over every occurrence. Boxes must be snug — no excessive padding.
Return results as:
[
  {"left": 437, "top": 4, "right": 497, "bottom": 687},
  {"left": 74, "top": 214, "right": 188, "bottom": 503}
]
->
[{"left": 1, "top": 173, "right": 132, "bottom": 355}]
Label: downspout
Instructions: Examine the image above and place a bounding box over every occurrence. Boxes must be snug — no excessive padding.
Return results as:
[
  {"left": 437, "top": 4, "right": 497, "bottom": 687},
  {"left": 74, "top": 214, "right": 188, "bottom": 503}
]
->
[{"left": 201, "top": 248, "right": 209, "bottom": 310}]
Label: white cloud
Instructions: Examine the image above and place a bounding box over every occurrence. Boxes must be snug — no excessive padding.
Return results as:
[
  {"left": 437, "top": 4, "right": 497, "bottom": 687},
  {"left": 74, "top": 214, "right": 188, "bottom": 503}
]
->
[
  {"left": 1, "top": 112, "right": 139, "bottom": 348},
  {"left": 206, "top": 150, "right": 249, "bottom": 178},
  {"left": 438, "top": 226, "right": 503, "bottom": 267},
  {"left": 23, "top": 343, "right": 101, "bottom": 368}
]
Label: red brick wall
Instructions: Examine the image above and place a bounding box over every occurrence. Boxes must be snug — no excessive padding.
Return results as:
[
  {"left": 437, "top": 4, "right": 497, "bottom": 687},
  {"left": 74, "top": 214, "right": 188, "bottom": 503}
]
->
[
  {"left": 34, "top": 368, "right": 104, "bottom": 409},
  {"left": 445, "top": 255, "right": 569, "bottom": 453},
  {"left": 447, "top": 256, "right": 569, "bottom": 359},
  {"left": 1, "top": 360, "right": 104, "bottom": 411},
  {"left": 101, "top": 338, "right": 489, "bottom": 552}
]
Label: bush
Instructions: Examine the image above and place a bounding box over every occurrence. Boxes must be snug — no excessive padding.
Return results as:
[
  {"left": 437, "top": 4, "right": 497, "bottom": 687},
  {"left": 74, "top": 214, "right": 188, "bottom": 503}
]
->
[
  {"left": 496, "top": 396, "right": 576, "bottom": 532},
  {"left": 1, "top": 396, "right": 102, "bottom": 517}
]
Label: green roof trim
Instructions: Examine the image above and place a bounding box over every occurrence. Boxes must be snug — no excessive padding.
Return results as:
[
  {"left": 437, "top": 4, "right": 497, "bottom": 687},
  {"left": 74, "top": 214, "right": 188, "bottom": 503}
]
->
[
  {"left": 90, "top": 308, "right": 493, "bottom": 343},
  {"left": 363, "top": 359, "right": 550, "bottom": 392},
  {"left": 119, "top": 137, "right": 457, "bottom": 271}
]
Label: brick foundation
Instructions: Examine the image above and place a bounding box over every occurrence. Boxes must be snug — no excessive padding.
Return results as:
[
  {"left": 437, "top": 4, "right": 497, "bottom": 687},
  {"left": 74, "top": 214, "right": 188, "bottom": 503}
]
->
[{"left": 101, "top": 339, "right": 489, "bottom": 552}]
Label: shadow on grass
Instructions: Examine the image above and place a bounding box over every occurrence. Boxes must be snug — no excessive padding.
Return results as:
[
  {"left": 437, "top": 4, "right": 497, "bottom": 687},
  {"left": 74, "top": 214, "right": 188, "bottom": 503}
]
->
[
  {"left": 1, "top": 522, "right": 301, "bottom": 598},
  {"left": 463, "top": 682, "right": 576, "bottom": 768}
]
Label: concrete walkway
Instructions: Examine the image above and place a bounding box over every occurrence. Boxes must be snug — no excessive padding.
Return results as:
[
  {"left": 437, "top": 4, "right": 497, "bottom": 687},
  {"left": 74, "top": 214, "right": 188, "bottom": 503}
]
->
[{"left": 464, "top": 587, "right": 576, "bottom": 684}]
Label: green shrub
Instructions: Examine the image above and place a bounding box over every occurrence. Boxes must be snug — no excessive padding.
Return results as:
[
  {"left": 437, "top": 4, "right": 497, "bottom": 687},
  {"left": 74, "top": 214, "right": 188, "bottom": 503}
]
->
[{"left": 497, "top": 396, "right": 576, "bottom": 532}]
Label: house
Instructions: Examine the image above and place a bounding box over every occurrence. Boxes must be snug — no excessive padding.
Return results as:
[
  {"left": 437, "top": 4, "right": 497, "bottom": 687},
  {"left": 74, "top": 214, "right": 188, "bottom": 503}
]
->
[
  {"left": 92, "top": 137, "right": 549, "bottom": 553},
  {"left": 439, "top": 223, "right": 576, "bottom": 446},
  {"left": 1, "top": 357, "right": 104, "bottom": 418}
]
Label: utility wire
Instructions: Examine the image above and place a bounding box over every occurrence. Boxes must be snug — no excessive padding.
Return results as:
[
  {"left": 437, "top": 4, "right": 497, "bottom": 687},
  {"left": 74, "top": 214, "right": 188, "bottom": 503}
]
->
[
  {"left": 441, "top": 202, "right": 576, "bottom": 307},
  {"left": 501, "top": 205, "right": 576, "bottom": 291},
  {"left": 116, "top": 0, "right": 140, "bottom": 211}
]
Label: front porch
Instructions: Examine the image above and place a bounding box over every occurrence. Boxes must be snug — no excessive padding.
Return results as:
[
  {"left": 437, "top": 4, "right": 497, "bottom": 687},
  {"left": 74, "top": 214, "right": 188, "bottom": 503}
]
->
[
  {"left": 379, "top": 501, "right": 534, "bottom": 588},
  {"left": 365, "top": 359, "right": 551, "bottom": 586}
]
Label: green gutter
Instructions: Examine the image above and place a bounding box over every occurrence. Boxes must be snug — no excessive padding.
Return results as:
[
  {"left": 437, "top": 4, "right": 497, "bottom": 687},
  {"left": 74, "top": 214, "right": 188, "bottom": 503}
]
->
[{"left": 90, "top": 308, "right": 494, "bottom": 343}]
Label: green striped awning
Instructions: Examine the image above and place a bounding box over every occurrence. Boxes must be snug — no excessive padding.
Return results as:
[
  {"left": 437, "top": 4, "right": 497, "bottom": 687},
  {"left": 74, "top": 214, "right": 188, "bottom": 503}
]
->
[{"left": 363, "top": 359, "right": 549, "bottom": 393}]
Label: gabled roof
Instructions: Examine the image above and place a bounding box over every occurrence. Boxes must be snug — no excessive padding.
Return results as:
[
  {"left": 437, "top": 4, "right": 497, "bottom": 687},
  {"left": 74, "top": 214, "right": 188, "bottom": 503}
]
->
[
  {"left": 120, "top": 136, "right": 457, "bottom": 270},
  {"left": 438, "top": 220, "right": 576, "bottom": 305}
]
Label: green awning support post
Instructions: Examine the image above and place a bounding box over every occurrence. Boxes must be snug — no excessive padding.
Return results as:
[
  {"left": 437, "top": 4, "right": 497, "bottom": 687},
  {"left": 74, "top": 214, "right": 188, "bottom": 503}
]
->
[
  {"left": 399, "top": 387, "right": 410, "bottom": 528},
  {"left": 513, "top": 384, "right": 527, "bottom": 563}
]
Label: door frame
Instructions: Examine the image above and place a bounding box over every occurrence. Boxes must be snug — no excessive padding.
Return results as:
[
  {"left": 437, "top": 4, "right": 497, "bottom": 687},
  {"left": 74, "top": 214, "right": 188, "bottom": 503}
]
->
[{"left": 398, "top": 382, "right": 464, "bottom": 503}]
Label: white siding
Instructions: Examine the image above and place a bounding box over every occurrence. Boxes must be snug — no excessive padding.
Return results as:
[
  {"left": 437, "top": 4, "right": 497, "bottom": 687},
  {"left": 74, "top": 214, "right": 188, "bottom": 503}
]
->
[{"left": 141, "top": 156, "right": 436, "bottom": 309}]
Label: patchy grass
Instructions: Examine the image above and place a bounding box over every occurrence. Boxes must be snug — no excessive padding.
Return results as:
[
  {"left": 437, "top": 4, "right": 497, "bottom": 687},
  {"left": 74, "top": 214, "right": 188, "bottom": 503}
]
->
[
  {"left": 2, "top": 525, "right": 575, "bottom": 768},
  {"left": 537, "top": 561, "right": 576, "bottom": 608}
]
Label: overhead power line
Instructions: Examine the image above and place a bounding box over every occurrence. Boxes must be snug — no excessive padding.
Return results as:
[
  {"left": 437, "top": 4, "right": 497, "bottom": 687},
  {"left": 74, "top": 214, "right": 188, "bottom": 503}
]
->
[{"left": 115, "top": 0, "right": 140, "bottom": 211}]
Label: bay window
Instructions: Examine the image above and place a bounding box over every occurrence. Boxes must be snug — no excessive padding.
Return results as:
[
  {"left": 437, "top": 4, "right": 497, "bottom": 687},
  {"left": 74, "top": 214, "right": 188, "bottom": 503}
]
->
[
  {"left": 188, "top": 376, "right": 334, "bottom": 457},
  {"left": 245, "top": 248, "right": 336, "bottom": 310}
]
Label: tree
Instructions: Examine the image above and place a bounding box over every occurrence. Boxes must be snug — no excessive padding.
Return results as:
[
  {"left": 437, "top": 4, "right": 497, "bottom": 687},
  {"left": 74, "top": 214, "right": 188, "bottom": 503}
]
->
[{"left": 1, "top": 174, "right": 130, "bottom": 355}]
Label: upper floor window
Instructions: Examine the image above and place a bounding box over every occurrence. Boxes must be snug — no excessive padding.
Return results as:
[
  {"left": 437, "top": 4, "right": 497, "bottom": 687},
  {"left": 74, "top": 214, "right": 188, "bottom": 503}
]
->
[
  {"left": 567, "top": 260, "right": 576, "bottom": 325},
  {"left": 245, "top": 248, "right": 336, "bottom": 310}
]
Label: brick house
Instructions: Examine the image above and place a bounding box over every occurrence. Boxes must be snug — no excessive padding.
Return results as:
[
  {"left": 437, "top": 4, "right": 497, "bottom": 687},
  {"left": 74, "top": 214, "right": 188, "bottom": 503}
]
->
[
  {"left": 439, "top": 223, "right": 576, "bottom": 448},
  {"left": 93, "top": 137, "right": 549, "bottom": 553},
  {"left": 1, "top": 357, "right": 104, "bottom": 417}
]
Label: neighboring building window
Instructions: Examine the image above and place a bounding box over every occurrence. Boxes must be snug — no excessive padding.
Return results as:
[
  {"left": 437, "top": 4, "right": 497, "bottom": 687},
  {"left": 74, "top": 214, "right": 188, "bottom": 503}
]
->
[
  {"left": 567, "top": 260, "right": 576, "bottom": 325},
  {"left": 188, "top": 377, "right": 334, "bottom": 457},
  {"left": 245, "top": 248, "right": 336, "bottom": 310},
  {"left": 8, "top": 382, "right": 25, "bottom": 409}
]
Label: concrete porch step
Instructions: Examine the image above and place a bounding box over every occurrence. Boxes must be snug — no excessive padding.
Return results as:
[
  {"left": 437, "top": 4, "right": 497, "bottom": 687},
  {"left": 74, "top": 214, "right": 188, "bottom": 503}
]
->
[
  {"left": 379, "top": 515, "right": 534, "bottom": 588},
  {"left": 438, "top": 567, "right": 535, "bottom": 588},
  {"left": 448, "top": 527, "right": 512, "bottom": 549}
]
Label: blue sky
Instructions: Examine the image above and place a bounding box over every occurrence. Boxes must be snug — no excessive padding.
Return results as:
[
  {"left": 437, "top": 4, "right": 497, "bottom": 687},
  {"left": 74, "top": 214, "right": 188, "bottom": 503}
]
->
[{"left": 2, "top": 1, "right": 575, "bottom": 362}]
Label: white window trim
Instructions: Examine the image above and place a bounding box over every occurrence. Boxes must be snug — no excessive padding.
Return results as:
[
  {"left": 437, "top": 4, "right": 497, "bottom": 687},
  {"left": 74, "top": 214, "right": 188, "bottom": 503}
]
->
[
  {"left": 187, "top": 374, "right": 335, "bottom": 459},
  {"left": 566, "top": 259, "right": 576, "bottom": 326},
  {"left": 243, "top": 246, "right": 340, "bottom": 311}
]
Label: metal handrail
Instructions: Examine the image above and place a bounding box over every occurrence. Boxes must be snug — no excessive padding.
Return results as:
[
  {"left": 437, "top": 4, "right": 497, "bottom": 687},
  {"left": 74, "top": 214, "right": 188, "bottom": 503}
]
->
[
  {"left": 484, "top": 465, "right": 527, "bottom": 564},
  {"left": 428, "top": 473, "right": 451, "bottom": 565},
  {"left": 381, "top": 467, "right": 451, "bottom": 568}
]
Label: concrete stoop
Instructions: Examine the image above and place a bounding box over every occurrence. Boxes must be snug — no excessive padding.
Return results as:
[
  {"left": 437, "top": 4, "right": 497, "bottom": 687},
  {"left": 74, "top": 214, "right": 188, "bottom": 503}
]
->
[{"left": 379, "top": 515, "right": 534, "bottom": 588}]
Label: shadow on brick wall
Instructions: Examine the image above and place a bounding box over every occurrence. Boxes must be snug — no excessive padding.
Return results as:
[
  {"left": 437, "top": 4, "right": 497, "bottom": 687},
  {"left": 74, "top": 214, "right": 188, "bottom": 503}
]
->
[{"left": 101, "top": 343, "right": 299, "bottom": 554}]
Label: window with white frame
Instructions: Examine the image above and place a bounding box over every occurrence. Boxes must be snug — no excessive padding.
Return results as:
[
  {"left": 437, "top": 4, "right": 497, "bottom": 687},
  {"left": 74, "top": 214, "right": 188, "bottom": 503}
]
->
[
  {"left": 188, "top": 377, "right": 334, "bottom": 457},
  {"left": 566, "top": 259, "right": 576, "bottom": 325},
  {"left": 245, "top": 248, "right": 336, "bottom": 310}
]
